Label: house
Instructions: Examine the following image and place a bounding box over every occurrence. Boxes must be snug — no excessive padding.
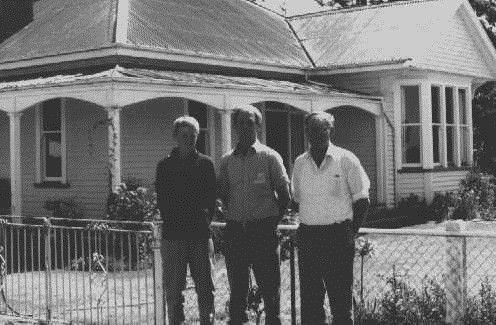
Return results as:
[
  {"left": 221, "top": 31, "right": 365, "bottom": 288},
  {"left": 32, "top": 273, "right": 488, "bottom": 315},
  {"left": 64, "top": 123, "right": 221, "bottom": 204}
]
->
[{"left": 0, "top": 0, "right": 495, "bottom": 219}]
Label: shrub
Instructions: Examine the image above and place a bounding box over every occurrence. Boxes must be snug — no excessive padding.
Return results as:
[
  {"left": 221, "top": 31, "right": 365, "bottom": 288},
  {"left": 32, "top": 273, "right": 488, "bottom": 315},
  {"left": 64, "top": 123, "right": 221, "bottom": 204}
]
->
[{"left": 106, "top": 178, "right": 159, "bottom": 223}]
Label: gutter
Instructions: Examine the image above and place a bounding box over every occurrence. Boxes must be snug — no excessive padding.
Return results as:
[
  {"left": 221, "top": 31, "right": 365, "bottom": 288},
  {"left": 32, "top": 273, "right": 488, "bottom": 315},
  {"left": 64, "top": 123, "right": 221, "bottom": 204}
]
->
[{"left": 0, "top": 44, "right": 310, "bottom": 77}]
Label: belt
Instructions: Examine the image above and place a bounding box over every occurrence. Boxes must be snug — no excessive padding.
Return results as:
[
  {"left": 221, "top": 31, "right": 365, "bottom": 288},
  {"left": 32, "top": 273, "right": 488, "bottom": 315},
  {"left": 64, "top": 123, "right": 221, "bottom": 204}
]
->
[
  {"left": 226, "top": 216, "right": 278, "bottom": 229},
  {"left": 299, "top": 219, "right": 352, "bottom": 230}
]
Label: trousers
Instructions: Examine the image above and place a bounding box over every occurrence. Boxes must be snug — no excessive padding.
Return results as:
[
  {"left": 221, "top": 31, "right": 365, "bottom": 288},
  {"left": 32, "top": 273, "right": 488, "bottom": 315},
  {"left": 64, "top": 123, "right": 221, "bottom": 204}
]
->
[
  {"left": 298, "top": 221, "right": 355, "bottom": 325},
  {"left": 162, "top": 238, "right": 215, "bottom": 325},
  {"left": 224, "top": 217, "right": 281, "bottom": 325}
]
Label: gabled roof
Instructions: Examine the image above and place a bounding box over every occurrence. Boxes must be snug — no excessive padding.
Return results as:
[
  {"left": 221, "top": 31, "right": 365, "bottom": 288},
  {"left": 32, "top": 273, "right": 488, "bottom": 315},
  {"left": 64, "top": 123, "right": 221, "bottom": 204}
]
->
[
  {"left": 289, "top": 0, "right": 496, "bottom": 78},
  {"left": 0, "top": 0, "right": 312, "bottom": 73}
]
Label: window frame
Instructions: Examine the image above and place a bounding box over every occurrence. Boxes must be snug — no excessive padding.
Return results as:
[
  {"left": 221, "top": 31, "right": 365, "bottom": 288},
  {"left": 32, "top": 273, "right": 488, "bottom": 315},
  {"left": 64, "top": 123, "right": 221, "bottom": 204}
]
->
[
  {"left": 431, "top": 85, "right": 443, "bottom": 167},
  {"left": 400, "top": 84, "right": 423, "bottom": 168},
  {"left": 35, "top": 98, "right": 67, "bottom": 184}
]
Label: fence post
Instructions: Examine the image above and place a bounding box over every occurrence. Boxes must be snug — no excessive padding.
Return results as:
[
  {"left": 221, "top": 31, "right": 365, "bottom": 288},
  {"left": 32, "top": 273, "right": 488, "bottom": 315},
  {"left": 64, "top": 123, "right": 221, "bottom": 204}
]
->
[
  {"left": 445, "top": 220, "right": 467, "bottom": 325},
  {"left": 152, "top": 221, "right": 165, "bottom": 325},
  {"left": 290, "top": 236, "right": 296, "bottom": 325},
  {"left": 43, "top": 217, "right": 52, "bottom": 324}
]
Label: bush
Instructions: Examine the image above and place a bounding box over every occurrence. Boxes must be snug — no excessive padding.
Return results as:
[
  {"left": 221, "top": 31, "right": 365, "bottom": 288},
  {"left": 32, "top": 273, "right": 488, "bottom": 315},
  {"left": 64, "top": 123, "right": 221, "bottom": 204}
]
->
[
  {"left": 106, "top": 178, "right": 159, "bottom": 223},
  {"left": 355, "top": 268, "right": 447, "bottom": 325}
]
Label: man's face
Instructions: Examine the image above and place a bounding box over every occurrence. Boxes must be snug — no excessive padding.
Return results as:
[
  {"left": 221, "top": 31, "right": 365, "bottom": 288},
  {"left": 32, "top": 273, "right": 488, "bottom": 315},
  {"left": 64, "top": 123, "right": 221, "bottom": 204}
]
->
[
  {"left": 174, "top": 125, "right": 198, "bottom": 153},
  {"left": 235, "top": 111, "right": 258, "bottom": 145},
  {"left": 306, "top": 119, "right": 331, "bottom": 150}
]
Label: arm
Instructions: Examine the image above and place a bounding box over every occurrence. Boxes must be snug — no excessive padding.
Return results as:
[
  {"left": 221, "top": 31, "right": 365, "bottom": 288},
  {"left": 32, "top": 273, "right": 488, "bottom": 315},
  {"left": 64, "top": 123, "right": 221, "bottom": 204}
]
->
[
  {"left": 155, "top": 160, "right": 169, "bottom": 220},
  {"left": 352, "top": 198, "right": 370, "bottom": 234},
  {"left": 268, "top": 153, "right": 291, "bottom": 221},
  {"left": 345, "top": 154, "right": 371, "bottom": 235},
  {"left": 217, "top": 156, "right": 230, "bottom": 209},
  {"left": 204, "top": 159, "right": 217, "bottom": 223}
]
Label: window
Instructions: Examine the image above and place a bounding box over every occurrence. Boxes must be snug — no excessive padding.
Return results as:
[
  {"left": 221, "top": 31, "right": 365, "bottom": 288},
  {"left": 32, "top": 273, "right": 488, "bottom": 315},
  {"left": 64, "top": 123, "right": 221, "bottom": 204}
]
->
[
  {"left": 429, "top": 85, "right": 471, "bottom": 168},
  {"left": 264, "top": 102, "right": 305, "bottom": 172},
  {"left": 187, "top": 100, "right": 211, "bottom": 155},
  {"left": 445, "top": 87, "right": 456, "bottom": 165},
  {"left": 459, "top": 89, "right": 470, "bottom": 166},
  {"left": 401, "top": 86, "right": 421, "bottom": 165},
  {"left": 431, "top": 86, "right": 442, "bottom": 165},
  {"left": 36, "top": 98, "right": 66, "bottom": 183}
]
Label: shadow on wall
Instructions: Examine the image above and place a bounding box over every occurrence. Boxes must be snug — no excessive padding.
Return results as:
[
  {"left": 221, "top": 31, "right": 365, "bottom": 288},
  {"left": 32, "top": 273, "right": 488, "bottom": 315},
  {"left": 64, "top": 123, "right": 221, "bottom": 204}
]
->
[{"left": 0, "top": 178, "right": 10, "bottom": 215}]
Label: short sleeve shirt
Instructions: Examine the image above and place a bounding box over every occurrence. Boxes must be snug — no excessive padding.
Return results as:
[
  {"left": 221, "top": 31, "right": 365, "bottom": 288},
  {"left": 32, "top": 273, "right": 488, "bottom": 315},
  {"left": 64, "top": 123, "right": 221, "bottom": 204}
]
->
[
  {"left": 218, "top": 141, "right": 290, "bottom": 223},
  {"left": 291, "top": 143, "right": 370, "bottom": 225}
]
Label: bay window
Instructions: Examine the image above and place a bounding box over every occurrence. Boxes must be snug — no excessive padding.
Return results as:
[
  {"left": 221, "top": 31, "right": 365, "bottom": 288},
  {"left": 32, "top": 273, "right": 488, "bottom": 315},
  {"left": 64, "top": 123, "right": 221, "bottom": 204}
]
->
[{"left": 402, "top": 83, "right": 472, "bottom": 169}]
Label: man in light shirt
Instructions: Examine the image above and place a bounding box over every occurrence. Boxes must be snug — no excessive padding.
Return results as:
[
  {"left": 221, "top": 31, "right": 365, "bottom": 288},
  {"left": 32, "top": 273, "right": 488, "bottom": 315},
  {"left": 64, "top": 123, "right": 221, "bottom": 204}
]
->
[
  {"left": 218, "top": 104, "right": 291, "bottom": 325},
  {"left": 291, "top": 111, "right": 370, "bottom": 325}
]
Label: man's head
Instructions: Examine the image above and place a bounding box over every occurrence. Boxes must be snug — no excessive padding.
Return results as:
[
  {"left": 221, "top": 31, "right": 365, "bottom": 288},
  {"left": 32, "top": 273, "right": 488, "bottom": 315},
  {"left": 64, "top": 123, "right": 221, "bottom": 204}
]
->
[
  {"left": 304, "top": 111, "right": 335, "bottom": 150},
  {"left": 173, "top": 115, "right": 200, "bottom": 154},
  {"left": 232, "top": 104, "right": 262, "bottom": 147}
]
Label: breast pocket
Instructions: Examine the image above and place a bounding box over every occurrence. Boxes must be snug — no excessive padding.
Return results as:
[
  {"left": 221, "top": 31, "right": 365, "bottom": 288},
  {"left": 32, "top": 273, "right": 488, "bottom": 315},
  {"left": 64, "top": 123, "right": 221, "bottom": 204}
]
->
[
  {"left": 329, "top": 173, "right": 345, "bottom": 197},
  {"left": 252, "top": 172, "right": 271, "bottom": 197}
]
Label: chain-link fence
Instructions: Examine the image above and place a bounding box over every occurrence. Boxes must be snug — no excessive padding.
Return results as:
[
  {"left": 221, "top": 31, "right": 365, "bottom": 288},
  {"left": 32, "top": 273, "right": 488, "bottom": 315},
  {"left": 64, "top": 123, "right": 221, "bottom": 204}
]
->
[
  {"left": 183, "top": 222, "right": 496, "bottom": 325},
  {"left": 2, "top": 217, "right": 496, "bottom": 324}
]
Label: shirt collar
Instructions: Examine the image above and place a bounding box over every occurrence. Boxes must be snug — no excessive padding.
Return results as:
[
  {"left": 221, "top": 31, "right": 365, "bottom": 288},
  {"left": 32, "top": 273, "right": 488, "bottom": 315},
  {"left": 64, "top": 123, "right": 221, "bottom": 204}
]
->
[
  {"left": 233, "top": 139, "right": 263, "bottom": 156},
  {"left": 170, "top": 147, "right": 199, "bottom": 160},
  {"left": 305, "top": 142, "right": 337, "bottom": 160}
]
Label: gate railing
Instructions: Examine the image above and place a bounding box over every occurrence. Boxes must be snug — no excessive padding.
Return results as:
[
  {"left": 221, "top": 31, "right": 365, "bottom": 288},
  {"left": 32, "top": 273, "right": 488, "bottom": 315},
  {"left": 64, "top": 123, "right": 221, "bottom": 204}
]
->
[{"left": 0, "top": 215, "right": 162, "bottom": 325}]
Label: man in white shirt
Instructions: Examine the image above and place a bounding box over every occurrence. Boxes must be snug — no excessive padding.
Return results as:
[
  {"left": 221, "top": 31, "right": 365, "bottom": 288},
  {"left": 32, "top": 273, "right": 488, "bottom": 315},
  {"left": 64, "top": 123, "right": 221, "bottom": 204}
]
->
[{"left": 291, "top": 111, "right": 370, "bottom": 325}]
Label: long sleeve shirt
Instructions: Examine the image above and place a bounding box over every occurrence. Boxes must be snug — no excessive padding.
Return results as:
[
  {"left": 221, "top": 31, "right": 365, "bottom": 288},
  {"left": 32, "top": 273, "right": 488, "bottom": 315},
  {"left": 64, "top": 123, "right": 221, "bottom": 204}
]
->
[{"left": 155, "top": 148, "right": 216, "bottom": 239}]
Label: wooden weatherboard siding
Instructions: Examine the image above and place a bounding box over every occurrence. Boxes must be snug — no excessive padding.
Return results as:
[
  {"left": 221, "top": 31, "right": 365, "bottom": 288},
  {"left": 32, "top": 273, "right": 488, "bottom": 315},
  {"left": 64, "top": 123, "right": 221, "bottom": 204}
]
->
[
  {"left": 417, "top": 9, "right": 493, "bottom": 79},
  {"left": 20, "top": 99, "right": 108, "bottom": 219},
  {"left": 398, "top": 172, "right": 425, "bottom": 200},
  {"left": 332, "top": 107, "right": 377, "bottom": 204},
  {"left": 432, "top": 170, "right": 470, "bottom": 193},
  {"left": 121, "top": 97, "right": 184, "bottom": 188}
]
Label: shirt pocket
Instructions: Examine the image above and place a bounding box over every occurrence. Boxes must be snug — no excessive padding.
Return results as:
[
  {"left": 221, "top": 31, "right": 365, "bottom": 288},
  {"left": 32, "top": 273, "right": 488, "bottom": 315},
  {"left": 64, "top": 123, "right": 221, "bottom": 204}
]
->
[
  {"left": 328, "top": 173, "right": 345, "bottom": 197},
  {"left": 252, "top": 172, "right": 271, "bottom": 197}
]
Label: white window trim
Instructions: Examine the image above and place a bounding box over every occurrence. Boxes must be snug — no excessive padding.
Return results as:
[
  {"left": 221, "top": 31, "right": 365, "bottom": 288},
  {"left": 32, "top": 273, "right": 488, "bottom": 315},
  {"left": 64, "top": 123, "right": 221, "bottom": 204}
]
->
[
  {"left": 431, "top": 85, "right": 443, "bottom": 167},
  {"left": 35, "top": 98, "right": 67, "bottom": 184},
  {"left": 400, "top": 83, "right": 423, "bottom": 168}
]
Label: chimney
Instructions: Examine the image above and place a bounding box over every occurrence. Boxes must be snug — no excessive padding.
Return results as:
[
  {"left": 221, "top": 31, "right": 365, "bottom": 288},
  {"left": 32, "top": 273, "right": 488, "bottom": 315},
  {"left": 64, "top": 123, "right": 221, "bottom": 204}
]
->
[{"left": 0, "top": 0, "right": 34, "bottom": 44}]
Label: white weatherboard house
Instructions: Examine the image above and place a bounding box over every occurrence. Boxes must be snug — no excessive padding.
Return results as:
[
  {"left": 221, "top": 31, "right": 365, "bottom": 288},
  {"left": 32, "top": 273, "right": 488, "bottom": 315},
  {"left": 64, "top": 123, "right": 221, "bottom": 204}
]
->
[{"left": 0, "top": 0, "right": 495, "bottom": 219}]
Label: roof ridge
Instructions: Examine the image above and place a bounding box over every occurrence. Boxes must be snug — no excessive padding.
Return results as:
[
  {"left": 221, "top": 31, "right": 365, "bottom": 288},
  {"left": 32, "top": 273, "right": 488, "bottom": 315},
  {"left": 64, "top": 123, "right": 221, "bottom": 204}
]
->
[
  {"left": 242, "top": 0, "right": 286, "bottom": 18},
  {"left": 288, "top": 0, "right": 442, "bottom": 20}
]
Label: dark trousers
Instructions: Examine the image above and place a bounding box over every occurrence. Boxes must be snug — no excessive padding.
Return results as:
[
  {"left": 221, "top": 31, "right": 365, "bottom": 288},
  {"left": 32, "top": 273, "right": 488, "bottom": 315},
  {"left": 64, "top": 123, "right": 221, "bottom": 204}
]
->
[
  {"left": 298, "top": 222, "right": 355, "bottom": 325},
  {"left": 163, "top": 238, "right": 215, "bottom": 325},
  {"left": 224, "top": 217, "right": 281, "bottom": 325}
]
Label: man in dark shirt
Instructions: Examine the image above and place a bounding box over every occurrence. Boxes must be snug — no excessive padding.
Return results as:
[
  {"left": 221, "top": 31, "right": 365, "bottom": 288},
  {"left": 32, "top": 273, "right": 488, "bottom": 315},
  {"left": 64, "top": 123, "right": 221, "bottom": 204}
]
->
[{"left": 155, "top": 116, "right": 216, "bottom": 325}]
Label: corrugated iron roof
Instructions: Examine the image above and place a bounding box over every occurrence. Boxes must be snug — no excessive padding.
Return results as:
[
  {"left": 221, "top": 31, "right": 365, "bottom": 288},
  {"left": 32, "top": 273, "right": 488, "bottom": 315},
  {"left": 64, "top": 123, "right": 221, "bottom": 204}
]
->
[
  {"left": 0, "top": 0, "right": 117, "bottom": 63},
  {"left": 0, "top": 66, "right": 374, "bottom": 98},
  {"left": 126, "top": 0, "right": 311, "bottom": 67},
  {"left": 0, "top": 0, "right": 312, "bottom": 69},
  {"left": 288, "top": 0, "right": 453, "bottom": 69}
]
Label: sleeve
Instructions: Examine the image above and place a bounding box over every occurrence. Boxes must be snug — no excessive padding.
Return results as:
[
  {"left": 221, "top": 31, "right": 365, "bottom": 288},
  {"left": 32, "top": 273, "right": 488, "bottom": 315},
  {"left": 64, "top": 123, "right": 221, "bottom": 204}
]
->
[
  {"left": 202, "top": 158, "right": 217, "bottom": 214},
  {"left": 217, "top": 155, "right": 230, "bottom": 207},
  {"left": 290, "top": 157, "right": 302, "bottom": 203},
  {"left": 155, "top": 160, "right": 169, "bottom": 218},
  {"left": 344, "top": 154, "right": 371, "bottom": 202},
  {"left": 268, "top": 151, "right": 290, "bottom": 190}
]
